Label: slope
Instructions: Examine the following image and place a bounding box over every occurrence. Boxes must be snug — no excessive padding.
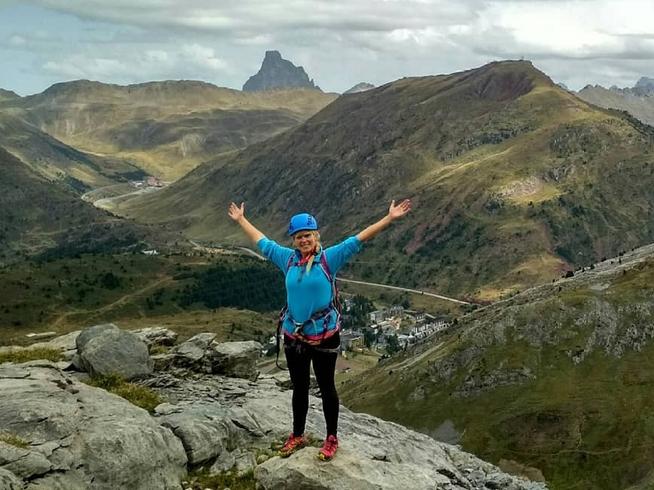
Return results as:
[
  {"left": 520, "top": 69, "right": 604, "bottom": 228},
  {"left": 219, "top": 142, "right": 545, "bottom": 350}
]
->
[
  {"left": 341, "top": 243, "right": 654, "bottom": 489},
  {"left": 0, "top": 147, "right": 159, "bottom": 262},
  {"left": 0, "top": 112, "right": 146, "bottom": 191},
  {"left": 115, "top": 61, "right": 654, "bottom": 299},
  {"left": 2, "top": 80, "right": 337, "bottom": 180}
]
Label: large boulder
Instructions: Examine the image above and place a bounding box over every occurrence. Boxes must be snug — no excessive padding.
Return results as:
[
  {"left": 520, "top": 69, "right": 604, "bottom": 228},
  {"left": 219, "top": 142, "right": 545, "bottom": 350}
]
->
[
  {"left": 0, "top": 363, "right": 186, "bottom": 489},
  {"left": 76, "top": 324, "right": 153, "bottom": 380}
]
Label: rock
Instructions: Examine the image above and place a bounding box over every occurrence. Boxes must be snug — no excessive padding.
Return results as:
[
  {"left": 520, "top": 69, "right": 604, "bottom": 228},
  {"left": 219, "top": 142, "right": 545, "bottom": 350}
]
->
[
  {"left": 242, "top": 50, "right": 321, "bottom": 92},
  {"left": 75, "top": 324, "right": 117, "bottom": 352},
  {"left": 76, "top": 324, "right": 152, "bottom": 380},
  {"left": 0, "top": 365, "right": 186, "bottom": 489},
  {"left": 148, "top": 371, "right": 547, "bottom": 490},
  {"left": 212, "top": 341, "right": 261, "bottom": 380},
  {"left": 132, "top": 327, "right": 178, "bottom": 349},
  {"left": 171, "top": 336, "right": 261, "bottom": 379},
  {"left": 209, "top": 449, "right": 256, "bottom": 476},
  {"left": 172, "top": 333, "right": 217, "bottom": 373},
  {"left": 158, "top": 405, "right": 241, "bottom": 465},
  {"left": 0, "top": 468, "right": 23, "bottom": 489},
  {"left": 151, "top": 353, "right": 176, "bottom": 371}
]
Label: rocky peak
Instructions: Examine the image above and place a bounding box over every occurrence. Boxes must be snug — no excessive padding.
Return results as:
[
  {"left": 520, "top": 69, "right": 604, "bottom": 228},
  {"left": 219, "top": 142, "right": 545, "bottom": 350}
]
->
[
  {"left": 634, "top": 76, "right": 654, "bottom": 95},
  {"left": 242, "top": 50, "right": 321, "bottom": 92},
  {"left": 343, "top": 82, "right": 375, "bottom": 94}
]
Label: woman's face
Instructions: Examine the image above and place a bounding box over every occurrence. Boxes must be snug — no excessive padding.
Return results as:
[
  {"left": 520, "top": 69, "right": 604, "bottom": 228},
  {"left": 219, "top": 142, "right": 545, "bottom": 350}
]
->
[{"left": 293, "top": 230, "right": 318, "bottom": 255}]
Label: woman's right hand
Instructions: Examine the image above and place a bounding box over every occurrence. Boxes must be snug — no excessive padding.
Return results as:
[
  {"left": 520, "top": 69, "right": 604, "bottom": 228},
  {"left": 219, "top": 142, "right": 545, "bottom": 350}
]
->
[{"left": 228, "top": 202, "right": 245, "bottom": 222}]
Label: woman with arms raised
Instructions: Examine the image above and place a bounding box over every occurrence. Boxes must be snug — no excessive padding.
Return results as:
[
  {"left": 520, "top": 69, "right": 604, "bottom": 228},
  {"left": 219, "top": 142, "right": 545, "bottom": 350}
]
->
[{"left": 227, "top": 199, "right": 412, "bottom": 461}]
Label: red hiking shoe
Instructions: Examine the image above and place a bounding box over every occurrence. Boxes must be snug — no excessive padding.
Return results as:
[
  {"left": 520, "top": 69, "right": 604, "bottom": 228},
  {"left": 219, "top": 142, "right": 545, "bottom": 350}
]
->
[
  {"left": 318, "top": 435, "right": 339, "bottom": 461},
  {"left": 279, "top": 433, "right": 306, "bottom": 458}
]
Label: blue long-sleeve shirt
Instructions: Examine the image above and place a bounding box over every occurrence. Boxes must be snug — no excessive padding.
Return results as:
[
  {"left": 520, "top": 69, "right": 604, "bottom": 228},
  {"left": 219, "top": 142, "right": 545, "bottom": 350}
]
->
[{"left": 257, "top": 236, "right": 362, "bottom": 340}]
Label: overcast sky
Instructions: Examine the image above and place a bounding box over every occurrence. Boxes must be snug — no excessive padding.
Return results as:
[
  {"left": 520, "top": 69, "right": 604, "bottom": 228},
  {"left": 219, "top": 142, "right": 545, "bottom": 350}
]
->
[{"left": 1, "top": 0, "right": 653, "bottom": 96}]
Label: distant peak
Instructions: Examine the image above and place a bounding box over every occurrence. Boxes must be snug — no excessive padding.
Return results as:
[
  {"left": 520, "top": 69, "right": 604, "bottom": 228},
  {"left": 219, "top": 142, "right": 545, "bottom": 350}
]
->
[
  {"left": 264, "top": 50, "right": 282, "bottom": 61},
  {"left": 243, "top": 51, "right": 321, "bottom": 92}
]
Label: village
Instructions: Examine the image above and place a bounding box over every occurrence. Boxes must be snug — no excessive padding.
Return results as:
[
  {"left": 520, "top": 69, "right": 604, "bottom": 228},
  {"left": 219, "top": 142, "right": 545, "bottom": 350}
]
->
[{"left": 264, "top": 300, "right": 450, "bottom": 360}]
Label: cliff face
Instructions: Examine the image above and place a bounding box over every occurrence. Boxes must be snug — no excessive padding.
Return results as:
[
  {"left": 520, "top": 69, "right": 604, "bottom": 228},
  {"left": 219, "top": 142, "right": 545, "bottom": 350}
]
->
[
  {"left": 0, "top": 327, "right": 547, "bottom": 489},
  {"left": 243, "top": 50, "right": 321, "bottom": 92}
]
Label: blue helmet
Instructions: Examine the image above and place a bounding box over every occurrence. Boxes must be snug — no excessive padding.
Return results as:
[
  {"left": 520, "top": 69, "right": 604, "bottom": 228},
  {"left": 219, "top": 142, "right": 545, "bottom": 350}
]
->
[{"left": 287, "top": 213, "right": 318, "bottom": 236}]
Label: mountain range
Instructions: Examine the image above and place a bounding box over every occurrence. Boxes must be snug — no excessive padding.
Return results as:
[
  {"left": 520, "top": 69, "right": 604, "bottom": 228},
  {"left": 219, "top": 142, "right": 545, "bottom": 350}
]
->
[
  {"left": 110, "top": 60, "right": 654, "bottom": 300},
  {"left": 0, "top": 79, "right": 336, "bottom": 182}
]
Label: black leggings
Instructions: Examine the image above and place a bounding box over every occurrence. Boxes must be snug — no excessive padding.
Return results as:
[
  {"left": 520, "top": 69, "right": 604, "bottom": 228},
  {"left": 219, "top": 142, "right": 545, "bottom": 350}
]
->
[{"left": 284, "top": 332, "right": 340, "bottom": 437}]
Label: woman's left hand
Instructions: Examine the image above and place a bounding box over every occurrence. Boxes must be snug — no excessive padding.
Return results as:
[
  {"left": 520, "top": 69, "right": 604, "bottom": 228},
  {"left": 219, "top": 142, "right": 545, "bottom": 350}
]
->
[{"left": 388, "top": 199, "right": 412, "bottom": 220}]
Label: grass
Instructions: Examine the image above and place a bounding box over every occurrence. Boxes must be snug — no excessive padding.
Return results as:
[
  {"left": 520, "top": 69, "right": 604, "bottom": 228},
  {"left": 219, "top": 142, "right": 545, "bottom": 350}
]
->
[
  {"left": 186, "top": 468, "right": 256, "bottom": 490},
  {"left": 83, "top": 373, "right": 162, "bottom": 412},
  {"left": 0, "top": 432, "right": 30, "bottom": 449},
  {"left": 0, "top": 347, "right": 64, "bottom": 364}
]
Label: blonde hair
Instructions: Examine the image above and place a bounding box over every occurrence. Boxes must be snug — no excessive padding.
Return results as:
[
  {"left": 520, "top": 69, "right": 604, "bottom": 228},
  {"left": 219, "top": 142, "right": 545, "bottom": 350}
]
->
[{"left": 292, "top": 231, "right": 321, "bottom": 273}]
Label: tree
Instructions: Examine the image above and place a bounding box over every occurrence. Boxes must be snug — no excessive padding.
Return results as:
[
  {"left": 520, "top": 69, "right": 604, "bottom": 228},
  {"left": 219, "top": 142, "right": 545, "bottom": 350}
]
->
[{"left": 386, "top": 334, "right": 401, "bottom": 355}]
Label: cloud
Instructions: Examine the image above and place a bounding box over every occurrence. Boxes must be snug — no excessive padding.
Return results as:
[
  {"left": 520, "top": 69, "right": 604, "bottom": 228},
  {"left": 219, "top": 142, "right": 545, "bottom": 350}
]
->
[
  {"left": 42, "top": 43, "right": 230, "bottom": 83},
  {"left": 4, "top": 0, "right": 654, "bottom": 93}
]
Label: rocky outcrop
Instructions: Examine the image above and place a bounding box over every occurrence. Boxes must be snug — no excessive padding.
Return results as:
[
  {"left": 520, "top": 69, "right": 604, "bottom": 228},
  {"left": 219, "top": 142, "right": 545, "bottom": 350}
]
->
[
  {"left": 0, "top": 362, "right": 187, "bottom": 489},
  {"left": 0, "top": 326, "right": 547, "bottom": 489},
  {"left": 243, "top": 50, "right": 321, "bottom": 92},
  {"left": 171, "top": 333, "right": 261, "bottom": 379}
]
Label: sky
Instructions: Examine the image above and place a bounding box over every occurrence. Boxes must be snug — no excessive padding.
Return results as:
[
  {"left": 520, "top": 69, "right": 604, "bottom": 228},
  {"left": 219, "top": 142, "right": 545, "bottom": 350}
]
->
[{"left": 1, "top": 0, "right": 653, "bottom": 96}]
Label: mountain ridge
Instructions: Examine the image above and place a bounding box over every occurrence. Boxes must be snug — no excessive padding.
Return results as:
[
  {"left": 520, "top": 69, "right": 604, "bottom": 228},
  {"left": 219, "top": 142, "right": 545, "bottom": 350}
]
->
[{"left": 112, "top": 60, "right": 654, "bottom": 299}]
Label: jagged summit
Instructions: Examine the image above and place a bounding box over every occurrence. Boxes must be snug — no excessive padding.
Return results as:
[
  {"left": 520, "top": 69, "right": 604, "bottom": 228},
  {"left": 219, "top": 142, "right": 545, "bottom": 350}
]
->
[{"left": 242, "top": 50, "right": 321, "bottom": 92}]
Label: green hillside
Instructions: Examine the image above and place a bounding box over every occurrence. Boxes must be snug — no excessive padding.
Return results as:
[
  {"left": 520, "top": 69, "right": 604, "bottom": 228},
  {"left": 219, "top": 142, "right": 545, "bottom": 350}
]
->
[
  {"left": 0, "top": 147, "right": 161, "bottom": 262},
  {"left": 0, "top": 251, "right": 280, "bottom": 347},
  {"left": 1, "top": 80, "right": 337, "bottom": 180},
  {"left": 340, "top": 245, "right": 654, "bottom": 489},
  {"left": 114, "top": 61, "right": 654, "bottom": 300}
]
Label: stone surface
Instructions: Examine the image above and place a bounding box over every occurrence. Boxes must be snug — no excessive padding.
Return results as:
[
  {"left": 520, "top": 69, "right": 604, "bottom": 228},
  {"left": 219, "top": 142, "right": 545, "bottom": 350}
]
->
[
  {"left": 148, "top": 370, "right": 547, "bottom": 490},
  {"left": 76, "top": 324, "right": 152, "bottom": 380},
  {"left": 212, "top": 341, "right": 261, "bottom": 380},
  {"left": 0, "top": 364, "right": 187, "bottom": 489},
  {"left": 132, "top": 327, "right": 178, "bottom": 349},
  {"left": 0, "top": 468, "right": 23, "bottom": 489}
]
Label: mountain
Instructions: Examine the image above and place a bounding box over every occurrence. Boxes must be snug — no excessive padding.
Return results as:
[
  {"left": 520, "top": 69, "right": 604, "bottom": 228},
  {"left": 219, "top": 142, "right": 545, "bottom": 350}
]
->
[
  {"left": 1, "top": 79, "right": 336, "bottom": 181},
  {"left": 340, "top": 243, "right": 654, "bottom": 489},
  {"left": 344, "top": 82, "right": 375, "bottom": 94},
  {"left": 112, "top": 60, "right": 654, "bottom": 300},
  {"left": 634, "top": 76, "right": 654, "bottom": 94},
  {"left": 242, "top": 50, "right": 321, "bottom": 92},
  {"left": 0, "top": 112, "right": 146, "bottom": 191},
  {"left": 0, "top": 88, "right": 19, "bottom": 101},
  {"left": 0, "top": 147, "right": 158, "bottom": 262},
  {"left": 577, "top": 84, "right": 654, "bottom": 125}
]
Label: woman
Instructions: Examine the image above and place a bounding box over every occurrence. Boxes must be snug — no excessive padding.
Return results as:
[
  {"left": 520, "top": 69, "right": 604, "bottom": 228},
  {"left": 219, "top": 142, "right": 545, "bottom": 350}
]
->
[{"left": 227, "top": 199, "right": 412, "bottom": 461}]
